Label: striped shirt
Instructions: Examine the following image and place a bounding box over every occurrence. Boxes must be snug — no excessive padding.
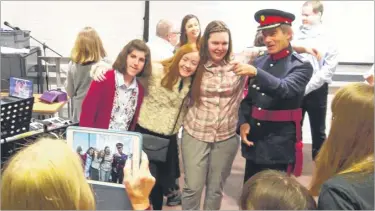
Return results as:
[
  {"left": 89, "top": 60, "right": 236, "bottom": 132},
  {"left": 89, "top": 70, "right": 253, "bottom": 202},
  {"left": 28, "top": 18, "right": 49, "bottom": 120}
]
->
[{"left": 183, "top": 60, "right": 245, "bottom": 142}]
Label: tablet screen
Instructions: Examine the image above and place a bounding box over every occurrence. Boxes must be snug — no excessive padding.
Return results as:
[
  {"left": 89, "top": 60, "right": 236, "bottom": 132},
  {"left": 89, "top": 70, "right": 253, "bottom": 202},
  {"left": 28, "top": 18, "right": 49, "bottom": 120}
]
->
[
  {"left": 66, "top": 127, "right": 142, "bottom": 185},
  {"left": 89, "top": 180, "right": 133, "bottom": 210}
]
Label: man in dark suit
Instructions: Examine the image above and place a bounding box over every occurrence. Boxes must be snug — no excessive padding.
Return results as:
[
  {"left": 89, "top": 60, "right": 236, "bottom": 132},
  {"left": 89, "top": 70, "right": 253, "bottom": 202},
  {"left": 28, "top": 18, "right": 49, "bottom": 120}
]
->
[{"left": 233, "top": 9, "right": 314, "bottom": 183}]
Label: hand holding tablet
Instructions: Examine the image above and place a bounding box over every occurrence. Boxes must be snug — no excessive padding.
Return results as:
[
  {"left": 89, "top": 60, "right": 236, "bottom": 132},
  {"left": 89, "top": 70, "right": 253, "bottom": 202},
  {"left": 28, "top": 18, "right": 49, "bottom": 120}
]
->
[
  {"left": 66, "top": 126, "right": 146, "bottom": 210},
  {"left": 124, "top": 151, "right": 155, "bottom": 210}
]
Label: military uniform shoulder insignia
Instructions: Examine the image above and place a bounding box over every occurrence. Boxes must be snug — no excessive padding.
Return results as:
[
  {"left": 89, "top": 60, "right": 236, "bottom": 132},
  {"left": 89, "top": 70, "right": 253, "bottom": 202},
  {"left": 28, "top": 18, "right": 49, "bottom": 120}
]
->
[
  {"left": 257, "top": 50, "right": 268, "bottom": 58},
  {"left": 254, "top": 51, "right": 268, "bottom": 65},
  {"left": 292, "top": 52, "right": 307, "bottom": 63}
]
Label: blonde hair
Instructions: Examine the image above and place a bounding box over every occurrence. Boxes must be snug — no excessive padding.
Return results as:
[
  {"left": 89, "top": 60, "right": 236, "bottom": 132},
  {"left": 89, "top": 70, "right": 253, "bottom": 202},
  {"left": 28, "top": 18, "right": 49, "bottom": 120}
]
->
[
  {"left": 71, "top": 26, "right": 106, "bottom": 64},
  {"left": 1, "top": 138, "right": 96, "bottom": 210},
  {"left": 309, "top": 83, "right": 374, "bottom": 196}
]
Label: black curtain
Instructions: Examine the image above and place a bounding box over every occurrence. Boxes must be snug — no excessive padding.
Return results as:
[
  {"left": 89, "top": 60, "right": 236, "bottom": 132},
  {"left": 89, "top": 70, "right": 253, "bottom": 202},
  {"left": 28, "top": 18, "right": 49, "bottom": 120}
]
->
[{"left": 143, "top": 1, "right": 150, "bottom": 42}]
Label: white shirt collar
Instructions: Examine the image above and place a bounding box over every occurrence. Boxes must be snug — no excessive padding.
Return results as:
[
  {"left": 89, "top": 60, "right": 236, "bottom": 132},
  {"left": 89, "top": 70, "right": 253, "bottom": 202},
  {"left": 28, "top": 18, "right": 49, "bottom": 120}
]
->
[{"left": 115, "top": 70, "right": 137, "bottom": 89}]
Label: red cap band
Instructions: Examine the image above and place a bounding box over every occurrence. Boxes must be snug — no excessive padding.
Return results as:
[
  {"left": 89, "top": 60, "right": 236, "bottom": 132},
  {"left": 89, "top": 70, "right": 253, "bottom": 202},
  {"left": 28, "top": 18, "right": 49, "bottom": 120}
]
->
[{"left": 260, "top": 15, "right": 293, "bottom": 26}]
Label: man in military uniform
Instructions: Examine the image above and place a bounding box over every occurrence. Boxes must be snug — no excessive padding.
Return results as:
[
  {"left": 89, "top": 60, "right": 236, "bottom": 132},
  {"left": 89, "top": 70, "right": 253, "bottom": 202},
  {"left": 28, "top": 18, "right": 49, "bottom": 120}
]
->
[
  {"left": 112, "top": 143, "right": 128, "bottom": 184},
  {"left": 233, "top": 9, "right": 314, "bottom": 182}
]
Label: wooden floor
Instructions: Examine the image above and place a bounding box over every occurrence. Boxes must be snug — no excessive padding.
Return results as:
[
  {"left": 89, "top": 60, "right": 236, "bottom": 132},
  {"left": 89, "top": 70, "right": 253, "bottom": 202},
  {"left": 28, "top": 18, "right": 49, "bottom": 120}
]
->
[{"left": 163, "top": 144, "right": 314, "bottom": 210}]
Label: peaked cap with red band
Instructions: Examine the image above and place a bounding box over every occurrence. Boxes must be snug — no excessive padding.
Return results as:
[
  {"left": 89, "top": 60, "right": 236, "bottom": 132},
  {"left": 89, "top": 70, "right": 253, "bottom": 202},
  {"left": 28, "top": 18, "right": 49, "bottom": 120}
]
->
[{"left": 254, "top": 9, "right": 295, "bottom": 31}]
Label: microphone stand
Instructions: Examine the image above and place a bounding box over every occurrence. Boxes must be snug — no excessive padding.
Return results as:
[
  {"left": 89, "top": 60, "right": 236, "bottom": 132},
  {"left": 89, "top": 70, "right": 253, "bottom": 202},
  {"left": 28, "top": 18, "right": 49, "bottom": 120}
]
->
[
  {"left": 5, "top": 24, "right": 62, "bottom": 91},
  {"left": 27, "top": 33, "right": 63, "bottom": 91}
]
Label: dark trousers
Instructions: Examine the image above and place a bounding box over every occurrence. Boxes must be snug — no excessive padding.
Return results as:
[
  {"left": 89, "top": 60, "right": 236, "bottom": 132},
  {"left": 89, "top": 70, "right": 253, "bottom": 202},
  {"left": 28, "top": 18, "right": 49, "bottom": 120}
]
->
[
  {"left": 90, "top": 167, "right": 100, "bottom": 181},
  {"left": 111, "top": 169, "right": 124, "bottom": 184},
  {"left": 302, "top": 83, "right": 328, "bottom": 160},
  {"left": 150, "top": 183, "right": 164, "bottom": 210},
  {"left": 135, "top": 124, "right": 181, "bottom": 209},
  {"left": 244, "top": 159, "right": 289, "bottom": 183}
]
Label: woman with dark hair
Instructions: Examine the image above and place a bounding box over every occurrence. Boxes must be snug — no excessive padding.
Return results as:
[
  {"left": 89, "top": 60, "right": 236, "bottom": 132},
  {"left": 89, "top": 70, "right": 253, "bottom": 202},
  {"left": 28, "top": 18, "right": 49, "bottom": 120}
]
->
[
  {"left": 80, "top": 39, "right": 151, "bottom": 131},
  {"left": 90, "top": 149, "right": 103, "bottom": 181},
  {"left": 178, "top": 14, "right": 201, "bottom": 49},
  {"left": 83, "top": 147, "right": 95, "bottom": 179}
]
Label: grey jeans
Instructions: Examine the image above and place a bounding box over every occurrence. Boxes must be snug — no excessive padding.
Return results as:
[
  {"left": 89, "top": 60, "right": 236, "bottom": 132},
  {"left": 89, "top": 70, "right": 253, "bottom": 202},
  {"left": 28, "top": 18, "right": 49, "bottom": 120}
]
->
[
  {"left": 181, "top": 132, "right": 239, "bottom": 210},
  {"left": 100, "top": 169, "right": 111, "bottom": 182}
]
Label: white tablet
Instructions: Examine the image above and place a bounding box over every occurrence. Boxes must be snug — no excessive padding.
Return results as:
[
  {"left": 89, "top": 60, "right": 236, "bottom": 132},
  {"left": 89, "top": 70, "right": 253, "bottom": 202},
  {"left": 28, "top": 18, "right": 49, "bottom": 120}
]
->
[{"left": 66, "top": 126, "right": 142, "bottom": 181}]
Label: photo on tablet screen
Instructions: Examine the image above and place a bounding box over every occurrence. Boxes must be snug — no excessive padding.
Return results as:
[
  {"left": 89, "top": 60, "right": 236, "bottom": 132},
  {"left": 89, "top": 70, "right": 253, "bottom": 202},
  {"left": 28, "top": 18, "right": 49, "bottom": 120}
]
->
[{"left": 66, "top": 126, "right": 142, "bottom": 185}]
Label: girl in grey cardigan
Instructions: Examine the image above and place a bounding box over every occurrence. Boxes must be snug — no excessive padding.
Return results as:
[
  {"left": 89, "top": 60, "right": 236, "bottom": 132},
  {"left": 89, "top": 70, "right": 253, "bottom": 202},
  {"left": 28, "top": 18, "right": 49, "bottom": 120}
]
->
[{"left": 65, "top": 26, "right": 111, "bottom": 122}]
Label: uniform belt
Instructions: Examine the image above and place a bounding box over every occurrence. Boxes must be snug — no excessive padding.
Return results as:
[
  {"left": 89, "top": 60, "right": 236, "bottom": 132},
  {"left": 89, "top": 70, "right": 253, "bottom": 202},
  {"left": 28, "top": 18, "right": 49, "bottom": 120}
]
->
[{"left": 251, "top": 106, "right": 303, "bottom": 177}]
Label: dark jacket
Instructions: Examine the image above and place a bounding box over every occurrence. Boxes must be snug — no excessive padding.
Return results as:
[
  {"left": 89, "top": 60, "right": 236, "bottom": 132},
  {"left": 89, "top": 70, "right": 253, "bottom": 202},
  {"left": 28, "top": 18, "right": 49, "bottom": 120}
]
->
[
  {"left": 238, "top": 45, "right": 313, "bottom": 165},
  {"left": 318, "top": 172, "right": 374, "bottom": 210}
]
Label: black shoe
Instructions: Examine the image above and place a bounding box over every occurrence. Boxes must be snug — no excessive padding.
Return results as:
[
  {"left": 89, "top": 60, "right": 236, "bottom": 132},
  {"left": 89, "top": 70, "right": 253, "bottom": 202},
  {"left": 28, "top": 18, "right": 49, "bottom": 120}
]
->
[{"left": 166, "top": 191, "right": 182, "bottom": 206}]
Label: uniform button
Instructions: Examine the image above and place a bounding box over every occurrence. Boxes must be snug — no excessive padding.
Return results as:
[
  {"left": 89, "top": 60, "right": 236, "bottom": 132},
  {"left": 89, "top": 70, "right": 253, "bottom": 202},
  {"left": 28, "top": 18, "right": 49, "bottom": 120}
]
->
[
  {"left": 286, "top": 50, "right": 290, "bottom": 53},
  {"left": 257, "top": 122, "right": 261, "bottom": 126},
  {"left": 258, "top": 107, "right": 262, "bottom": 110},
  {"left": 270, "top": 64, "right": 274, "bottom": 67},
  {"left": 252, "top": 84, "right": 256, "bottom": 88},
  {"left": 261, "top": 93, "right": 265, "bottom": 96},
  {"left": 256, "top": 87, "right": 260, "bottom": 90}
]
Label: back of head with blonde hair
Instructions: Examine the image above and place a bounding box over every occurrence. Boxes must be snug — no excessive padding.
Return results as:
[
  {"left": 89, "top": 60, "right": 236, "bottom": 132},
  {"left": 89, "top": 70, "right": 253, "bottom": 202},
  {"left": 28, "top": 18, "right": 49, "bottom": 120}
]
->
[
  {"left": 310, "top": 82, "right": 374, "bottom": 196},
  {"left": 71, "top": 26, "right": 107, "bottom": 64},
  {"left": 1, "top": 138, "right": 95, "bottom": 210}
]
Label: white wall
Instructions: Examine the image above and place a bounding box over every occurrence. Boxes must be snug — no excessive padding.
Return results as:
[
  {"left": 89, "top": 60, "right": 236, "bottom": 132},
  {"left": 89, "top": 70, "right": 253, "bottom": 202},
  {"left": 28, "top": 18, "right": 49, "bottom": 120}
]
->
[
  {"left": 1, "top": 1, "right": 145, "bottom": 61},
  {"left": 149, "top": 1, "right": 374, "bottom": 64},
  {"left": 1, "top": 1, "right": 374, "bottom": 63}
]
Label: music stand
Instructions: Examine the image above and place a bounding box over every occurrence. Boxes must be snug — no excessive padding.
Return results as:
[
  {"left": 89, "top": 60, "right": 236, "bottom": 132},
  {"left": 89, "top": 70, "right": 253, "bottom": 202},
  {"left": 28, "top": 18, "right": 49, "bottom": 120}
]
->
[
  {"left": 1, "top": 121, "right": 79, "bottom": 168},
  {"left": 1, "top": 97, "right": 34, "bottom": 140},
  {"left": 37, "top": 56, "right": 70, "bottom": 92}
]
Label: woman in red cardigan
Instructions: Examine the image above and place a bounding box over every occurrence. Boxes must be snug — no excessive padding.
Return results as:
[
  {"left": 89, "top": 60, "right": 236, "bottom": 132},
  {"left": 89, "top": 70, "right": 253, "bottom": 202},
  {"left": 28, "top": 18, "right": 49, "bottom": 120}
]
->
[{"left": 80, "top": 39, "right": 151, "bottom": 131}]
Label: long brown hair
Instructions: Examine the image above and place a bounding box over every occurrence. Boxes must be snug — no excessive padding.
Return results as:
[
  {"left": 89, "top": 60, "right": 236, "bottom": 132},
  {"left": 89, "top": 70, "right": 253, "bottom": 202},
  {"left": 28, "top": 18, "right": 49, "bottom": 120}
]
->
[
  {"left": 112, "top": 39, "right": 152, "bottom": 94},
  {"left": 190, "top": 20, "right": 233, "bottom": 106},
  {"left": 309, "top": 83, "right": 374, "bottom": 196},
  {"left": 71, "top": 26, "right": 107, "bottom": 64},
  {"left": 179, "top": 14, "right": 201, "bottom": 47},
  {"left": 240, "top": 170, "right": 316, "bottom": 210},
  {"left": 160, "top": 44, "right": 198, "bottom": 91}
]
